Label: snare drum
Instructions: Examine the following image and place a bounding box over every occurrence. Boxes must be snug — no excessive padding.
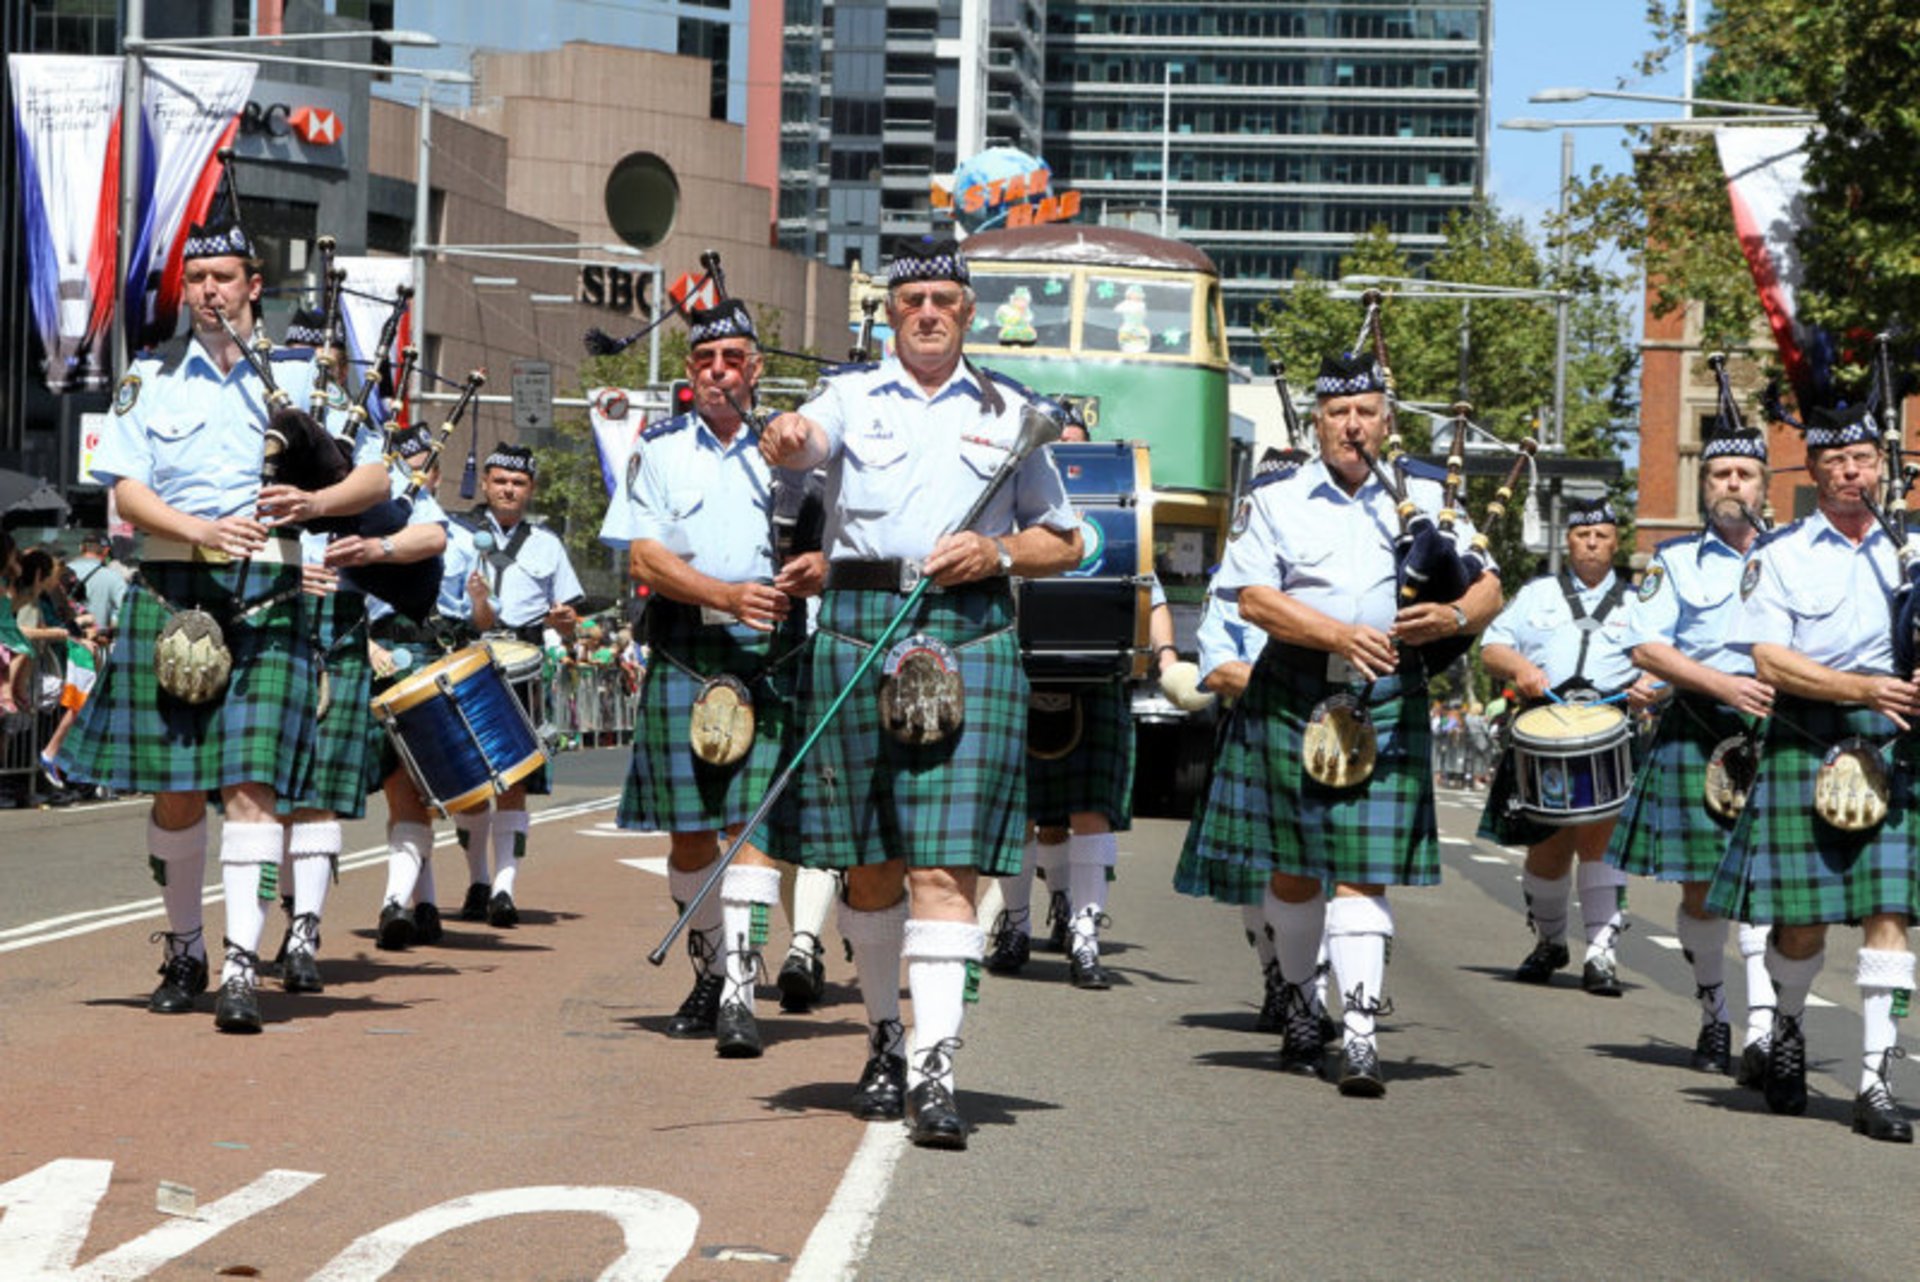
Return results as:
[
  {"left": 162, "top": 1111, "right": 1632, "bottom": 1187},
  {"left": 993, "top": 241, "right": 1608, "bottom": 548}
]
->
[
  {"left": 485, "top": 635, "right": 545, "bottom": 721},
  {"left": 1019, "top": 440, "right": 1152, "bottom": 682},
  {"left": 1509, "top": 702, "right": 1634, "bottom": 826},
  {"left": 371, "top": 642, "right": 549, "bottom": 815}
]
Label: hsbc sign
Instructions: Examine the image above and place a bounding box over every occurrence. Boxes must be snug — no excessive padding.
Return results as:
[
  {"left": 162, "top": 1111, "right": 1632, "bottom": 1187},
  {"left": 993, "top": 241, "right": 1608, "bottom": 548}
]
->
[{"left": 230, "top": 79, "right": 349, "bottom": 170}]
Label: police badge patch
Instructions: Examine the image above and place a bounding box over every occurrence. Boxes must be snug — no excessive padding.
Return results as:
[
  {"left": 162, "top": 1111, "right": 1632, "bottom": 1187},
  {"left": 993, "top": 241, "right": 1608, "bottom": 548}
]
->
[
  {"left": 625, "top": 449, "right": 644, "bottom": 498},
  {"left": 114, "top": 373, "right": 141, "bottom": 416},
  {"left": 1228, "top": 497, "right": 1251, "bottom": 542},
  {"left": 1637, "top": 565, "right": 1664, "bottom": 602},
  {"left": 1739, "top": 556, "right": 1763, "bottom": 600}
]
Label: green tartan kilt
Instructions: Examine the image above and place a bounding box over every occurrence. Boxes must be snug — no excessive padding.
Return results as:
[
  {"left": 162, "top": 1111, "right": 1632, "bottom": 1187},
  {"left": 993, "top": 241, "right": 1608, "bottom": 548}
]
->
[
  {"left": 1605, "top": 693, "right": 1747, "bottom": 882},
  {"left": 1173, "top": 702, "right": 1240, "bottom": 899},
  {"left": 616, "top": 602, "right": 803, "bottom": 858},
  {"left": 280, "top": 590, "right": 373, "bottom": 819},
  {"left": 1181, "top": 643, "right": 1438, "bottom": 905},
  {"left": 1706, "top": 695, "right": 1920, "bottom": 925},
  {"left": 796, "top": 585, "right": 1027, "bottom": 874},
  {"left": 57, "top": 561, "right": 321, "bottom": 798},
  {"left": 1025, "top": 678, "right": 1134, "bottom": 830}
]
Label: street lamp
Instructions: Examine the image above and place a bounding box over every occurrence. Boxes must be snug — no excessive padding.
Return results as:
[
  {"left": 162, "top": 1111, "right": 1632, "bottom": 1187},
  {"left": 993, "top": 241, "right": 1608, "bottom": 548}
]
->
[
  {"left": 1342, "top": 274, "right": 1569, "bottom": 416},
  {"left": 1501, "top": 115, "right": 1814, "bottom": 131},
  {"left": 1528, "top": 87, "right": 1808, "bottom": 115}
]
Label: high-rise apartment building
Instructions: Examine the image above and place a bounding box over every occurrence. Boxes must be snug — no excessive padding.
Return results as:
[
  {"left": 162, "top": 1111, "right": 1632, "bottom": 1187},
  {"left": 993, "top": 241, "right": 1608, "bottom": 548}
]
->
[{"left": 1043, "top": 1, "right": 1490, "bottom": 371}]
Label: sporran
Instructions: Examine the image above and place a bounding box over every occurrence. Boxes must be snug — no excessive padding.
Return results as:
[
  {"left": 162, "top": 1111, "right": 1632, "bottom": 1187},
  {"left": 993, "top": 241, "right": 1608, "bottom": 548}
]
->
[
  {"left": 689, "top": 673, "right": 756, "bottom": 766},
  {"left": 1703, "top": 733, "right": 1757, "bottom": 822},
  {"left": 878, "top": 633, "right": 964, "bottom": 746},
  {"left": 1026, "top": 688, "right": 1083, "bottom": 761},
  {"left": 154, "top": 608, "right": 232, "bottom": 705},
  {"left": 1303, "top": 692, "right": 1376, "bottom": 788},
  {"left": 1813, "top": 736, "right": 1890, "bottom": 833}
]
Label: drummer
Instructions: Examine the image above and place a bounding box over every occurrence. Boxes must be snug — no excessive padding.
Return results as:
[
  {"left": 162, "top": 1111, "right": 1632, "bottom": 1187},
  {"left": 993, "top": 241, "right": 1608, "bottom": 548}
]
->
[
  {"left": 1604, "top": 408, "right": 1776, "bottom": 1077},
  {"left": 1705, "top": 403, "right": 1917, "bottom": 1143},
  {"left": 453, "top": 443, "right": 585, "bottom": 928},
  {"left": 988, "top": 411, "right": 1177, "bottom": 990},
  {"left": 1479, "top": 498, "right": 1662, "bottom": 996},
  {"left": 601, "top": 297, "right": 822, "bottom": 1058}
]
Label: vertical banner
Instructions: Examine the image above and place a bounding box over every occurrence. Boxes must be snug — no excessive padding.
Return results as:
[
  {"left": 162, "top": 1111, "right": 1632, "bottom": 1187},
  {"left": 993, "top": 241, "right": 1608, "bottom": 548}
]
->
[
  {"left": 587, "top": 387, "right": 650, "bottom": 497},
  {"left": 6, "top": 55, "right": 123, "bottom": 392},
  {"left": 1715, "top": 127, "right": 1829, "bottom": 406},
  {"left": 336, "top": 255, "right": 416, "bottom": 428},
  {"left": 123, "top": 57, "right": 256, "bottom": 352}
]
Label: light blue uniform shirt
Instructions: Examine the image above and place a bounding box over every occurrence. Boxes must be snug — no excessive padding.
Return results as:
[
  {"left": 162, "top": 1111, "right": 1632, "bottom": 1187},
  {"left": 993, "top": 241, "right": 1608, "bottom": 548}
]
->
[
  {"left": 597, "top": 410, "right": 779, "bottom": 584},
  {"left": 93, "top": 334, "right": 379, "bottom": 520},
  {"left": 463, "top": 509, "right": 585, "bottom": 630},
  {"left": 802, "top": 357, "right": 1076, "bottom": 562},
  {"left": 1485, "top": 569, "right": 1639, "bottom": 693},
  {"left": 438, "top": 518, "right": 479, "bottom": 622},
  {"left": 359, "top": 469, "right": 451, "bottom": 624},
  {"left": 1196, "top": 588, "right": 1265, "bottom": 680},
  {"left": 1216, "top": 458, "right": 1493, "bottom": 633},
  {"left": 1728, "top": 509, "right": 1902, "bottom": 675},
  {"left": 1622, "top": 528, "right": 1757, "bottom": 677}
]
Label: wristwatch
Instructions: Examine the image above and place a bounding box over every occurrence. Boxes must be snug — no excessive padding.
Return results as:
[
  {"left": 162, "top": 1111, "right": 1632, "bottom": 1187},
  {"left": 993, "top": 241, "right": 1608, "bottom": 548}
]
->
[
  {"left": 379, "top": 536, "right": 397, "bottom": 560},
  {"left": 992, "top": 537, "right": 1013, "bottom": 576},
  {"left": 1450, "top": 604, "right": 1469, "bottom": 634}
]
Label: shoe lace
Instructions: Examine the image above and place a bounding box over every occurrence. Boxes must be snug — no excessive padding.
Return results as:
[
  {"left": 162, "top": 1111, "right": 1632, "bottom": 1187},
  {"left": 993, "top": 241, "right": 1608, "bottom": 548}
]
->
[
  {"left": 685, "top": 924, "right": 720, "bottom": 980},
  {"left": 1340, "top": 981, "right": 1390, "bottom": 1037},
  {"left": 915, "top": 1036, "right": 965, "bottom": 1086},
  {"left": 675, "top": 971, "right": 724, "bottom": 1018},
  {"left": 790, "top": 930, "right": 824, "bottom": 961},
  {"left": 150, "top": 927, "right": 204, "bottom": 977},
  {"left": 989, "top": 907, "right": 1029, "bottom": 948},
  {"left": 1867, "top": 1044, "right": 1908, "bottom": 1097},
  {"left": 221, "top": 937, "right": 262, "bottom": 986},
  {"left": 1260, "top": 961, "right": 1285, "bottom": 1017},
  {"left": 869, "top": 1017, "right": 905, "bottom": 1061},
  {"left": 1045, "top": 890, "right": 1070, "bottom": 931},
  {"left": 1282, "top": 983, "right": 1321, "bottom": 1046},
  {"left": 289, "top": 911, "right": 322, "bottom": 954},
  {"left": 1771, "top": 1014, "right": 1806, "bottom": 1078}
]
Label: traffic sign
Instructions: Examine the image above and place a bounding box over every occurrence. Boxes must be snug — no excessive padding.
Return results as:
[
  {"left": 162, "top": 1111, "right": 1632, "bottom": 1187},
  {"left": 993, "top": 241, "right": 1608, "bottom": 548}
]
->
[{"left": 510, "top": 359, "right": 553, "bottom": 434}]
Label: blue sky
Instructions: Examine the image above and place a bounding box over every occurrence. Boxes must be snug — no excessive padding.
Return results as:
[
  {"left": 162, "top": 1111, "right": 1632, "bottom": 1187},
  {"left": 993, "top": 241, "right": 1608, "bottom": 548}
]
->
[{"left": 1487, "top": 0, "right": 1687, "bottom": 240}]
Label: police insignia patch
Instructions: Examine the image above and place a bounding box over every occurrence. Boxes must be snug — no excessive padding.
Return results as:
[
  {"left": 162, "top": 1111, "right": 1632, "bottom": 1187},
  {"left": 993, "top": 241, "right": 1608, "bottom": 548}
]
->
[
  {"left": 1740, "top": 556, "right": 1762, "bottom": 600},
  {"left": 1228, "top": 498, "right": 1251, "bottom": 541},
  {"left": 1637, "top": 565, "right": 1664, "bottom": 602},
  {"left": 114, "top": 373, "right": 141, "bottom": 416},
  {"left": 625, "top": 449, "right": 643, "bottom": 498}
]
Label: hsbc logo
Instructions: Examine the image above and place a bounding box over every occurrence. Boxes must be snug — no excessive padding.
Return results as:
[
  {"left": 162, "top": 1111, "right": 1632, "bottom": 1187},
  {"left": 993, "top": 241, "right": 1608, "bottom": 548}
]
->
[{"left": 239, "top": 100, "right": 344, "bottom": 147}]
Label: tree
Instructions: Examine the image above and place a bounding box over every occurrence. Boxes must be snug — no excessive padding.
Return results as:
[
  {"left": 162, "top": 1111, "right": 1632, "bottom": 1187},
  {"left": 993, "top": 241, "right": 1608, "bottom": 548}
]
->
[{"left": 1563, "top": 0, "right": 1920, "bottom": 392}]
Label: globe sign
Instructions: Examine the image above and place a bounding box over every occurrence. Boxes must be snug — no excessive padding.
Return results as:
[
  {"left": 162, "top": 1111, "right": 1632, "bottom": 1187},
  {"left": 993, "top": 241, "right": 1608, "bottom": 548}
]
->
[{"left": 950, "top": 147, "right": 1051, "bottom": 233}]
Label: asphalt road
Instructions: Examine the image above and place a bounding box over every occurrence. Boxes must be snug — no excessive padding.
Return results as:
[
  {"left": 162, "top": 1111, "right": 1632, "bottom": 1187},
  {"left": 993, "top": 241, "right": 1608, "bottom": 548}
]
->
[{"left": 1, "top": 757, "right": 1913, "bottom": 1280}]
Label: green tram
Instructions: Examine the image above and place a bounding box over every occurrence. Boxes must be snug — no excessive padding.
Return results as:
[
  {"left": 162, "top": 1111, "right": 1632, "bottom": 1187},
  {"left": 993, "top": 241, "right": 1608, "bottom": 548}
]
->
[{"left": 960, "top": 224, "right": 1234, "bottom": 812}]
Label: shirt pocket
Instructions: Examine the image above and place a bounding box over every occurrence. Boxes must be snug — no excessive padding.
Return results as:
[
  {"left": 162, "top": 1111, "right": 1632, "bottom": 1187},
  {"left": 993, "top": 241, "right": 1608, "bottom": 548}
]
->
[
  {"left": 1785, "top": 580, "right": 1847, "bottom": 625},
  {"left": 842, "top": 432, "right": 907, "bottom": 514},
  {"left": 145, "top": 415, "right": 209, "bottom": 489},
  {"left": 958, "top": 436, "right": 1009, "bottom": 483},
  {"left": 666, "top": 487, "right": 706, "bottom": 522}
]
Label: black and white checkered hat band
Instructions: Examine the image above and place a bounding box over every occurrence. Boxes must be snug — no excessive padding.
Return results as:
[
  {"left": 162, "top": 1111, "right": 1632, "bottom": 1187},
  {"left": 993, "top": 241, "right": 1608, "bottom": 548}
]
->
[
  {"left": 1315, "top": 367, "right": 1385, "bottom": 396},
  {"left": 284, "top": 320, "right": 326, "bottom": 346},
  {"left": 689, "top": 311, "right": 753, "bottom": 345},
  {"left": 888, "top": 253, "right": 970, "bottom": 287},
  {"left": 182, "top": 225, "right": 253, "bottom": 260},
  {"left": 1700, "top": 434, "right": 1767, "bottom": 462},
  {"left": 485, "top": 448, "right": 535, "bottom": 477},
  {"left": 393, "top": 425, "right": 433, "bottom": 456},
  {"left": 1805, "top": 420, "right": 1877, "bottom": 449},
  {"left": 1567, "top": 505, "right": 1616, "bottom": 528}
]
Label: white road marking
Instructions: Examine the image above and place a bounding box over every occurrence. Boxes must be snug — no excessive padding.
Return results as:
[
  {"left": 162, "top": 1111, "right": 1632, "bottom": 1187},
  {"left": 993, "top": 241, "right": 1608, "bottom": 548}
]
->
[
  {"left": 1649, "top": 935, "right": 1684, "bottom": 951},
  {"left": 789, "top": 1122, "right": 909, "bottom": 1282},
  {"left": 0, "top": 796, "right": 619, "bottom": 954},
  {"left": 1440, "top": 836, "right": 1473, "bottom": 847},
  {"left": 619, "top": 857, "right": 670, "bottom": 878},
  {"left": 1806, "top": 993, "right": 1837, "bottom": 1009},
  {"left": 1469, "top": 855, "right": 1507, "bottom": 865}
]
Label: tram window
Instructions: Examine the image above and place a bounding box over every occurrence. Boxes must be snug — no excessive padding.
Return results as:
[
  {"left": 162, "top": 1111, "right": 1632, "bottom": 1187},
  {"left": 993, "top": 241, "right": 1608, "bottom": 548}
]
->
[
  {"left": 969, "top": 272, "right": 1072, "bottom": 348},
  {"left": 1083, "top": 275, "right": 1192, "bottom": 356}
]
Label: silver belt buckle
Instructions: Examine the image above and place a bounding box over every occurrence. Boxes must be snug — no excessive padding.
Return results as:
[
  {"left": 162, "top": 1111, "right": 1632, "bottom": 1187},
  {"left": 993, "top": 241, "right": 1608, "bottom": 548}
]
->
[
  {"left": 700, "top": 606, "right": 735, "bottom": 627},
  {"left": 898, "top": 559, "right": 925, "bottom": 594}
]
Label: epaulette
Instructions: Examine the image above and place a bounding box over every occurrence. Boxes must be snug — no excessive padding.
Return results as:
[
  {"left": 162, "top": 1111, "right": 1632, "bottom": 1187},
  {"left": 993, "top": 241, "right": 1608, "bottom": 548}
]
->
[
  {"left": 148, "top": 335, "right": 193, "bottom": 376},
  {"left": 1654, "top": 532, "right": 1704, "bottom": 556},
  {"left": 816, "top": 359, "right": 880, "bottom": 379},
  {"left": 981, "top": 366, "right": 1034, "bottom": 400},
  {"left": 1400, "top": 456, "right": 1448, "bottom": 484},
  {"left": 1247, "top": 461, "right": 1302, "bottom": 492},
  {"left": 641, "top": 413, "right": 694, "bottom": 442},
  {"left": 1752, "top": 522, "right": 1797, "bottom": 551},
  {"left": 268, "top": 347, "right": 312, "bottom": 362}
]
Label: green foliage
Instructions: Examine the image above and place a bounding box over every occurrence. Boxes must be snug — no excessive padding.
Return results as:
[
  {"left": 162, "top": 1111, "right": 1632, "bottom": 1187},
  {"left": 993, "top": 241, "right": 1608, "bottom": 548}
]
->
[{"left": 1568, "top": 0, "right": 1920, "bottom": 392}]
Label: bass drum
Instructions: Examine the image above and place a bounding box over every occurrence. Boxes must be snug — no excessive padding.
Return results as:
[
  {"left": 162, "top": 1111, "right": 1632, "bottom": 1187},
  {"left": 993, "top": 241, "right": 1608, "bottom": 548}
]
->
[{"left": 1019, "top": 440, "right": 1152, "bottom": 682}]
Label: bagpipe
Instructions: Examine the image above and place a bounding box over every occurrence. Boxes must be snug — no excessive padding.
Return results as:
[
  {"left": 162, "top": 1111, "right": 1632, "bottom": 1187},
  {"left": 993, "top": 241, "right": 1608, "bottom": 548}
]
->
[{"left": 1345, "top": 289, "right": 1536, "bottom": 672}]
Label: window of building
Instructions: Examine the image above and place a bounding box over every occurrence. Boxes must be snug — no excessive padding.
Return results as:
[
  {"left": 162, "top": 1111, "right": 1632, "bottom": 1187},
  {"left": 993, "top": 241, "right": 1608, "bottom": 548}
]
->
[{"left": 677, "top": 16, "right": 731, "bottom": 120}]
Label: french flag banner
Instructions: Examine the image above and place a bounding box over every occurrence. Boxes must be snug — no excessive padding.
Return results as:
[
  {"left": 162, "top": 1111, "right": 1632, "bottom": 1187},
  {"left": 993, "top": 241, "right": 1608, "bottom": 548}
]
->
[
  {"left": 123, "top": 57, "right": 256, "bottom": 352},
  {"left": 1715, "top": 126, "right": 1833, "bottom": 406},
  {"left": 336, "top": 255, "right": 416, "bottom": 430},
  {"left": 6, "top": 55, "right": 123, "bottom": 392}
]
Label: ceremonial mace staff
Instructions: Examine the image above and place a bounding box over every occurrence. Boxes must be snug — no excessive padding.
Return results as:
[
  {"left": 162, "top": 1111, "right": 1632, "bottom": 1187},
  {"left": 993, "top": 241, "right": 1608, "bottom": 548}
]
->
[{"left": 648, "top": 402, "right": 1066, "bottom": 964}]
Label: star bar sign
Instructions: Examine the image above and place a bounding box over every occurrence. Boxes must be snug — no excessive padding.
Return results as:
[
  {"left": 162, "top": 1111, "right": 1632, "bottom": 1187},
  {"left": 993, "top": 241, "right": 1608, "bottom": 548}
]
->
[{"left": 290, "top": 106, "right": 341, "bottom": 146}]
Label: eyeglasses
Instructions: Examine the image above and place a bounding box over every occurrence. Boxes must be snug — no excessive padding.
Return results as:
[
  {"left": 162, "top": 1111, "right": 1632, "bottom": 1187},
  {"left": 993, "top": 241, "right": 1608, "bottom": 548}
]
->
[
  {"left": 1814, "top": 447, "right": 1879, "bottom": 471},
  {"left": 894, "top": 287, "right": 965, "bottom": 312},
  {"left": 689, "top": 346, "right": 755, "bottom": 370}
]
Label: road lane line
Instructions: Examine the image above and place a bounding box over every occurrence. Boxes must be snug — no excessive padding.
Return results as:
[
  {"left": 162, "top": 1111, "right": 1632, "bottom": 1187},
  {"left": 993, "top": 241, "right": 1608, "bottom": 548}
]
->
[
  {"left": 1, "top": 796, "right": 619, "bottom": 954},
  {"left": 789, "top": 1122, "right": 908, "bottom": 1282}
]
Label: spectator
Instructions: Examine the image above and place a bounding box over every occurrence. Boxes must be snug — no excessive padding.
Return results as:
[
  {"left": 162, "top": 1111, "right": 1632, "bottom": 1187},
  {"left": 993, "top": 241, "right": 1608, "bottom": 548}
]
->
[{"left": 68, "top": 532, "right": 129, "bottom": 636}]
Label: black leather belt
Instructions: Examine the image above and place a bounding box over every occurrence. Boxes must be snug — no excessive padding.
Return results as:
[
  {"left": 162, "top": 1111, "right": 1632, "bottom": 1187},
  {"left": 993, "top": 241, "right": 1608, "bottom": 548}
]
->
[{"left": 827, "top": 559, "right": 924, "bottom": 593}]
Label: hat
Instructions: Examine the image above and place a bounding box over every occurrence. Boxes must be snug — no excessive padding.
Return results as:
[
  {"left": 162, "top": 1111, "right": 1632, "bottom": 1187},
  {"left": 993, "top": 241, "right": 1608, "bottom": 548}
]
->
[
  {"left": 1566, "top": 497, "right": 1618, "bottom": 529},
  {"left": 283, "top": 307, "right": 328, "bottom": 349},
  {"left": 1314, "top": 351, "right": 1387, "bottom": 398},
  {"left": 483, "top": 443, "right": 536, "bottom": 478},
  {"left": 686, "top": 298, "right": 757, "bottom": 347},
  {"left": 887, "top": 235, "right": 970, "bottom": 288},
  {"left": 391, "top": 424, "right": 434, "bottom": 458},
  {"left": 1802, "top": 403, "right": 1878, "bottom": 450},
  {"left": 1703, "top": 358, "right": 1767, "bottom": 463},
  {"left": 182, "top": 182, "right": 254, "bottom": 262}
]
